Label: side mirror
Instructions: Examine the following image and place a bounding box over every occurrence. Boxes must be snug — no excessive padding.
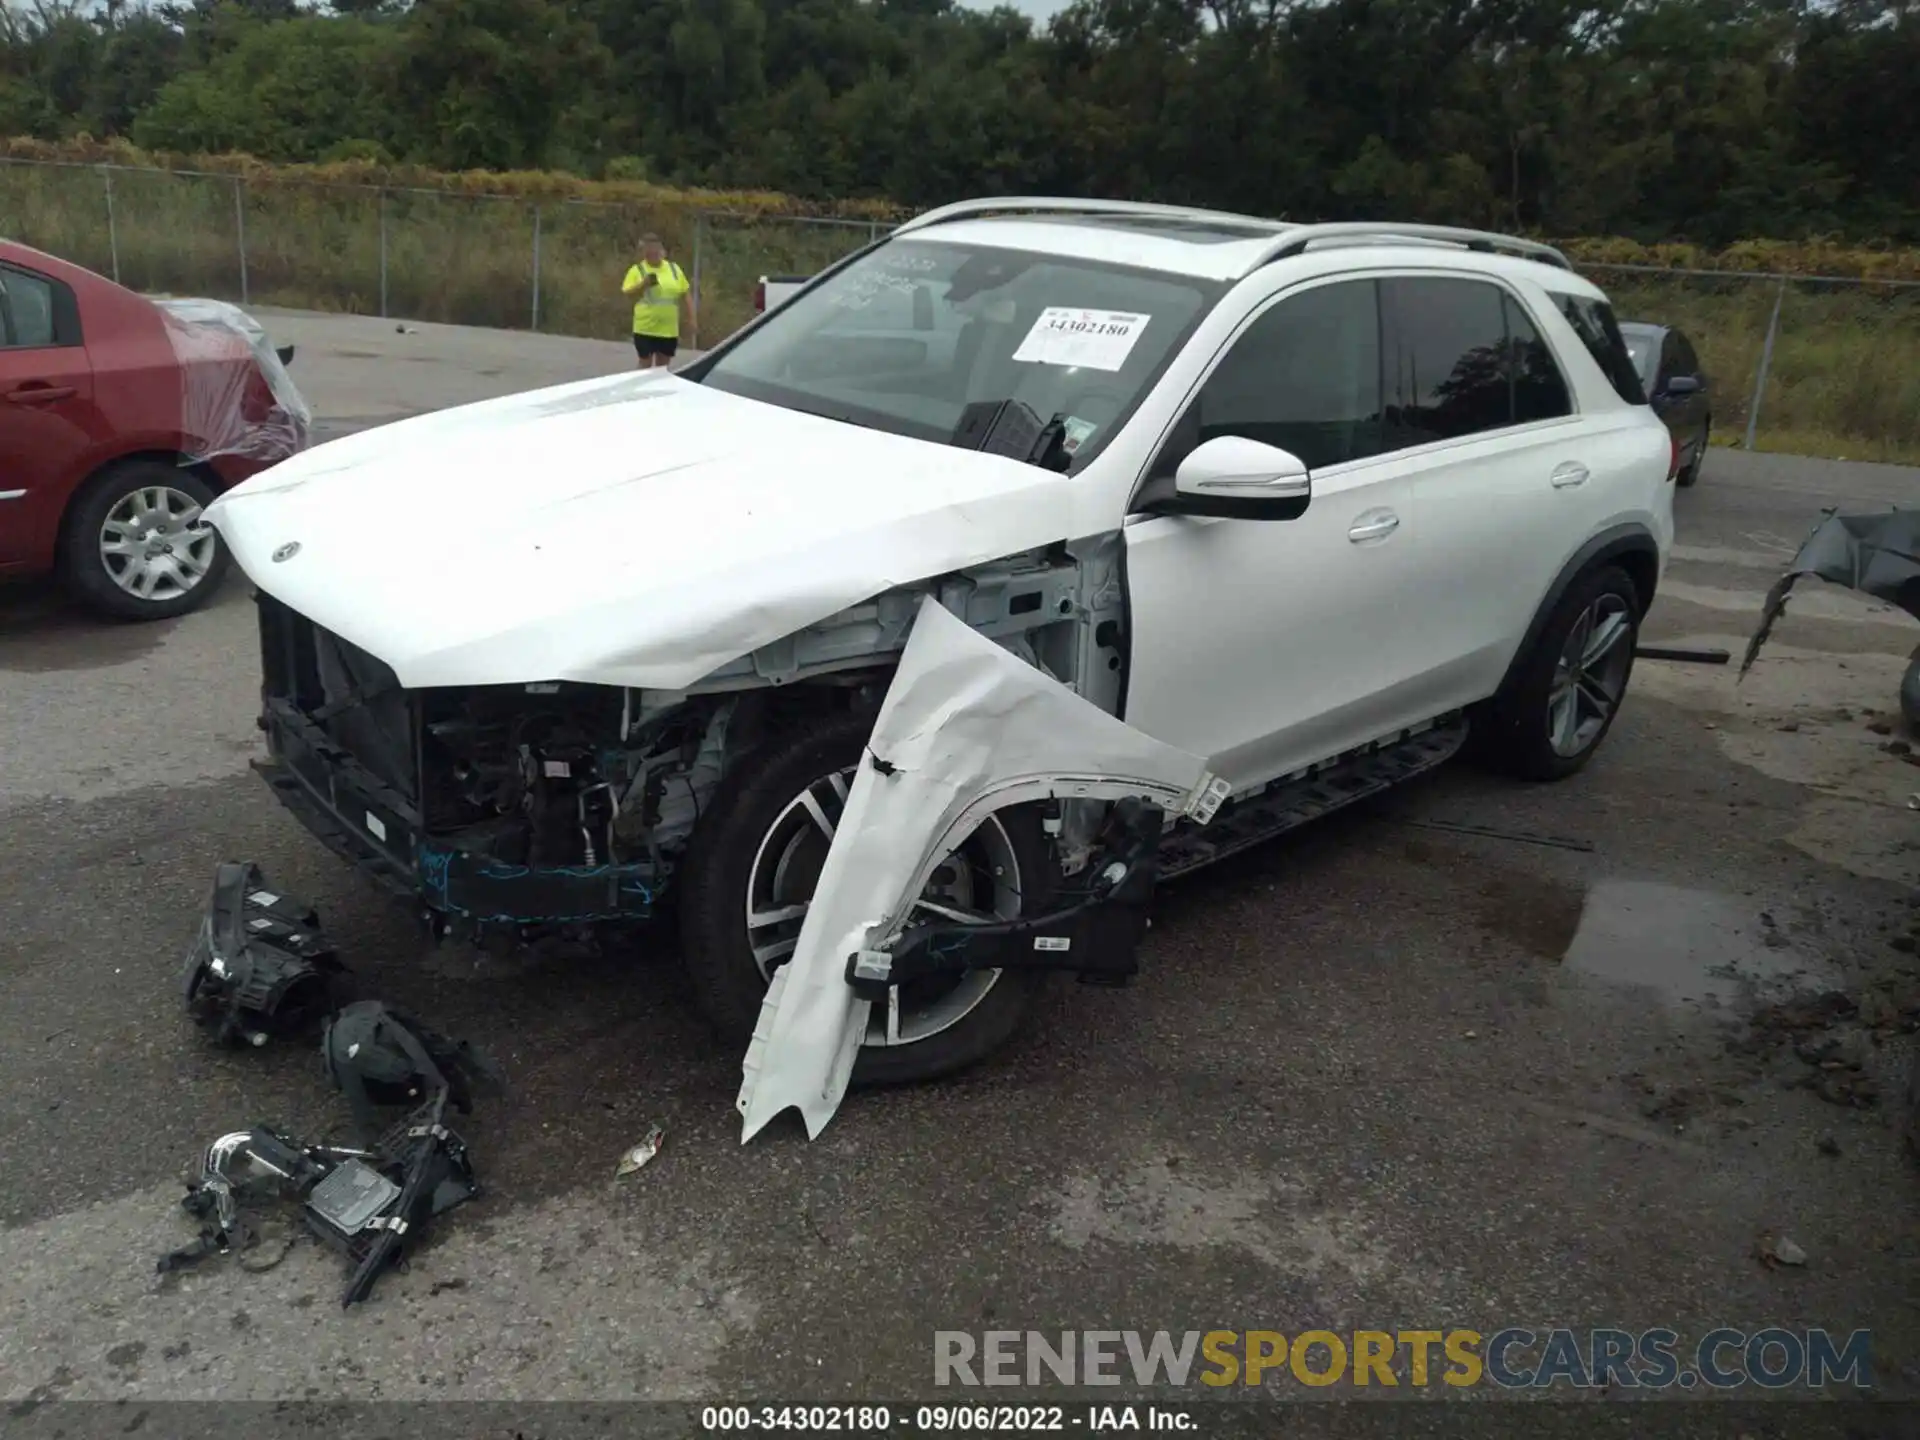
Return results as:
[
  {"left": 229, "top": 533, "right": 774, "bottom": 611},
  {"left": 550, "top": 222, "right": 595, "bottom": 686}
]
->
[
  {"left": 1138, "top": 435, "right": 1312, "bottom": 520},
  {"left": 275, "top": 344, "right": 296, "bottom": 367},
  {"left": 1663, "top": 374, "right": 1701, "bottom": 397}
]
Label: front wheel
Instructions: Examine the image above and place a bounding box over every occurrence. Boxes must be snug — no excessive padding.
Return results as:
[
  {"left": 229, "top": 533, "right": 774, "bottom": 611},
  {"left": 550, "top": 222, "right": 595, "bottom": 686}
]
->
[
  {"left": 676, "top": 709, "right": 1053, "bottom": 1086},
  {"left": 1475, "top": 564, "right": 1641, "bottom": 782},
  {"left": 60, "top": 460, "right": 231, "bottom": 621}
]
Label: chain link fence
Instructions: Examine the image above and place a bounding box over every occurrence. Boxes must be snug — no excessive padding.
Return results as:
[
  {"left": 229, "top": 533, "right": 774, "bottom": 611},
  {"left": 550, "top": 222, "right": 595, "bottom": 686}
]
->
[
  {"left": 0, "top": 157, "right": 880, "bottom": 350},
  {"left": 3, "top": 158, "right": 1918, "bottom": 460},
  {"left": 1575, "top": 263, "right": 1920, "bottom": 464}
]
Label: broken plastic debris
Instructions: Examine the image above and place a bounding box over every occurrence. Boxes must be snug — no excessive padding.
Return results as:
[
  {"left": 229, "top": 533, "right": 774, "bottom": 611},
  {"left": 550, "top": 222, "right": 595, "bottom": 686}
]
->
[
  {"left": 616, "top": 1124, "right": 666, "bottom": 1177},
  {"left": 1755, "top": 1231, "right": 1808, "bottom": 1268},
  {"left": 1742, "top": 508, "right": 1920, "bottom": 680}
]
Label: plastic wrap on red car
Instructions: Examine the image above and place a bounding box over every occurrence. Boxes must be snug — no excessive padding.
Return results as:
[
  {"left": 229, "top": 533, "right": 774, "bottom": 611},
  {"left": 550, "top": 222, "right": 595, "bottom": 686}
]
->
[{"left": 157, "top": 297, "right": 313, "bottom": 467}]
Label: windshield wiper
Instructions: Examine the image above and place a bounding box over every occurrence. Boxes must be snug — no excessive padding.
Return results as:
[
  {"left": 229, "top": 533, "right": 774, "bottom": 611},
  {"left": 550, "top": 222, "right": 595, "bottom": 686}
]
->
[{"left": 815, "top": 408, "right": 882, "bottom": 432}]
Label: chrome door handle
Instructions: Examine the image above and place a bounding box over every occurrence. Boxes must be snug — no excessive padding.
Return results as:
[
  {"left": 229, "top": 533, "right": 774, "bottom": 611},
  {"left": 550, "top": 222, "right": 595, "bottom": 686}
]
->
[
  {"left": 1551, "top": 462, "right": 1590, "bottom": 488},
  {"left": 1348, "top": 510, "right": 1399, "bottom": 543}
]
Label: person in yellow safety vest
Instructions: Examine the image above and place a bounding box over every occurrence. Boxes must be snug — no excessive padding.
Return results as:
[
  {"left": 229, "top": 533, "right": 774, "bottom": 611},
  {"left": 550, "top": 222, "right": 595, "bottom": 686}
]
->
[{"left": 622, "top": 233, "right": 694, "bottom": 370}]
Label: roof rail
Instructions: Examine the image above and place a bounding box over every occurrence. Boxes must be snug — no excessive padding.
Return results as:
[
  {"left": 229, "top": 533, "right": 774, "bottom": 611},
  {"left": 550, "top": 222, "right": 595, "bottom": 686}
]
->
[
  {"left": 894, "top": 196, "right": 1291, "bottom": 236},
  {"left": 1253, "top": 223, "right": 1572, "bottom": 272}
]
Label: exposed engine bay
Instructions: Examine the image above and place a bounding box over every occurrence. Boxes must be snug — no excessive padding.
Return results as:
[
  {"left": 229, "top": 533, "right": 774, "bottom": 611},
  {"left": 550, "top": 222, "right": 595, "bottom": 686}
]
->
[{"left": 253, "top": 533, "right": 1131, "bottom": 938}]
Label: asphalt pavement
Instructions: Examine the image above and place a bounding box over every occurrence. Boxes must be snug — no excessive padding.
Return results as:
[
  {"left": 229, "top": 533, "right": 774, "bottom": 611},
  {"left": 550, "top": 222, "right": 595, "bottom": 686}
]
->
[{"left": 3, "top": 311, "right": 1919, "bottom": 1409}]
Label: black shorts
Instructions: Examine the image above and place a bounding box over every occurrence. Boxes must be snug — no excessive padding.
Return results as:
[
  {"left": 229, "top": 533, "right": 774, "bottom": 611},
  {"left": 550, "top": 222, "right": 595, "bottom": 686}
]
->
[{"left": 633, "top": 333, "right": 678, "bottom": 360}]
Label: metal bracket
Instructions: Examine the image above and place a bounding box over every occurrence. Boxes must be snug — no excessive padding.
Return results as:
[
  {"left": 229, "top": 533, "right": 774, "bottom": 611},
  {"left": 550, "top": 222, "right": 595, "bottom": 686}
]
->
[
  {"left": 1184, "top": 774, "right": 1232, "bottom": 826},
  {"left": 845, "top": 799, "right": 1164, "bottom": 999}
]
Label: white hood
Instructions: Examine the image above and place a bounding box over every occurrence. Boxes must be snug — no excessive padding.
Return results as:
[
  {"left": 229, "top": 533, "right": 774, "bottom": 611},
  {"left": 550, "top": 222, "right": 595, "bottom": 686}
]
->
[{"left": 205, "top": 372, "right": 1081, "bottom": 690}]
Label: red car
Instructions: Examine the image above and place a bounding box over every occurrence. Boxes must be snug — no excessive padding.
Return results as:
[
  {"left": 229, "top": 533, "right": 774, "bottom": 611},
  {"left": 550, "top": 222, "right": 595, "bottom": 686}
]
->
[{"left": 0, "top": 240, "right": 310, "bottom": 620}]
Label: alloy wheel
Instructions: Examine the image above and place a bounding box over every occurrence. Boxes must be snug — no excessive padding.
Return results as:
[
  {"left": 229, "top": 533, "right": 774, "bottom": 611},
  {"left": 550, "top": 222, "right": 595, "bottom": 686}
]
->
[
  {"left": 743, "top": 767, "right": 1023, "bottom": 1047},
  {"left": 99, "top": 485, "right": 218, "bottom": 602},
  {"left": 1547, "top": 594, "right": 1634, "bottom": 758}
]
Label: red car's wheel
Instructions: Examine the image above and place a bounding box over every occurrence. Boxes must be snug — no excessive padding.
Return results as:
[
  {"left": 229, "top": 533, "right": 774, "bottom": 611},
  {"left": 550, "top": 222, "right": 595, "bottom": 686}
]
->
[{"left": 60, "top": 459, "right": 232, "bottom": 621}]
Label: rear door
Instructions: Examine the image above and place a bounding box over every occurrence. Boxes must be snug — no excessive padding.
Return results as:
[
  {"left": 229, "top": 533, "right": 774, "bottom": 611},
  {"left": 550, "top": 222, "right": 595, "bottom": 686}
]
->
[
  {"left": 0, "top": 261, "right": 95, "bottom": 570},
  {"left": 1377, "top": 273, "right": 1589, "bottom": 710}
]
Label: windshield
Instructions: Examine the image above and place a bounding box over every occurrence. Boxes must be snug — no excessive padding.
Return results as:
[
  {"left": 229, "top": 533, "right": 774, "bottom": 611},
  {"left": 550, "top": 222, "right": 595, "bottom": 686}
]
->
[{"left": 698, "top": 239, "right": 1221, "bottom": 470}]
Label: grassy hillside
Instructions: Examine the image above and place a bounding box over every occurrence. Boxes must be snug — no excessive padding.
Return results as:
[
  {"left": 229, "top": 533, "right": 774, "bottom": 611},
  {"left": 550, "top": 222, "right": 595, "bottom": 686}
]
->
[{"left": 3, "top": 142, "right": 1918, "bottom": 462}]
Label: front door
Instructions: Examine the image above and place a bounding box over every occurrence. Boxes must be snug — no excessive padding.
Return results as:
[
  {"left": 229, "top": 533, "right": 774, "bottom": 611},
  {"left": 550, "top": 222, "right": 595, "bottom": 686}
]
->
[
  {"left": 0, "top": 261, "right": 94, "bottom": 570},
  {"left": 1121, "top": 276, "right": 1431, "bottom": 793}
]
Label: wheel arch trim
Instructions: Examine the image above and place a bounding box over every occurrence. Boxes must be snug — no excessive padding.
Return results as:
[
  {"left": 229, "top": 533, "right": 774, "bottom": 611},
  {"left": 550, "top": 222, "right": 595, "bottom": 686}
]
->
[{"left": 1497, "top": 523, "right": 1660, "bottom": 699}]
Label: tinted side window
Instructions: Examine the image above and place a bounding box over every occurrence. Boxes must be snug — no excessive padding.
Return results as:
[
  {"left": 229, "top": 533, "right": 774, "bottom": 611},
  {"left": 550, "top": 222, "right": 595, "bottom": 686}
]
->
[
  {"left": 1552, "top": 292, "right": 1648, "bottom": 405},
  {"left": 1504, "top": 294, "right": 1573, "bottom": 423},
  {"left": 1185, "top": 278, "right": 1384, "bottom": 470},
  {"left": 1658, "top": 330, "right": 1682, "bottom": 386},
  {"left": 0, "top": 268, "right": 57, "bottom": 349},
  {"left": 1380, "top": 277, "right": 1513, "bottom": 446},
  {"left": 1673, "top": 332, "right": 1700, "bottom": 377}
]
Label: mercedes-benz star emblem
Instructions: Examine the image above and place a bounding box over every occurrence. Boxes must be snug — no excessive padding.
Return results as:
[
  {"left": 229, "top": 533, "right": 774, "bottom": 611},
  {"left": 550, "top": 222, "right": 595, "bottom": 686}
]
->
[{"left": 271, "top": 542, "right": 300, "bottom": 563}]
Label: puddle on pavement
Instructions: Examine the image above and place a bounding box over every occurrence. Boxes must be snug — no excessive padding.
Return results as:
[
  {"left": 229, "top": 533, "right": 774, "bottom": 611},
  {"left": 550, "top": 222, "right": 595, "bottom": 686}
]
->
[{"left": 1561, "top": 879, "right": 1831, "bottom": 1007}]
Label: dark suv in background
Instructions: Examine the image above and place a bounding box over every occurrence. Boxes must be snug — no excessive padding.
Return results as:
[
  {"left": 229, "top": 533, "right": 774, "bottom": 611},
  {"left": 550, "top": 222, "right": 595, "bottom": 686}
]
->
[{"left": 1619, "top": 321, "right": 1711, "bottom": 487}]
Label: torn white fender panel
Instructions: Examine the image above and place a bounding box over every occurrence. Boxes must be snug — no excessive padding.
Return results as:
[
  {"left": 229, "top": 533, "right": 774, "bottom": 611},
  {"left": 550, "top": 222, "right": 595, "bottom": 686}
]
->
[
  {"left": 736, "top": 596, "right": 1217, "bottom": 1143},
  {"left": 204, "top": 374, "right": 1086, "bottom": 691}
]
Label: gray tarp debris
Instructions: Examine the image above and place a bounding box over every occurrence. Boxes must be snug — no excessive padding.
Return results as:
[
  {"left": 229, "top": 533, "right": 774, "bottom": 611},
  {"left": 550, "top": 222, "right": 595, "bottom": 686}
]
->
[
  {"left": 1740, "top": 509, "right": 1920, "bottom": 679},
  {"left": 156, "top": 297, "right": 312, "bottom": 466}
]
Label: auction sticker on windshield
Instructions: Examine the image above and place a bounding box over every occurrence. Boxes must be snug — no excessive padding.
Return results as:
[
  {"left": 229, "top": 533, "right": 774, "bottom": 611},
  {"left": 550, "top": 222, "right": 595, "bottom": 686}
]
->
[{"left": 1012, "top": 308, "right": 1150, "bottom": 372}]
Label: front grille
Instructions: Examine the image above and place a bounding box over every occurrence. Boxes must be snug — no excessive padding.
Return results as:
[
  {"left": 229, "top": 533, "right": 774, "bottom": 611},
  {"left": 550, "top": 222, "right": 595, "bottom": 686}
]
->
[{"left": 257, "top": 592, "right": 417, "bottom": 798}]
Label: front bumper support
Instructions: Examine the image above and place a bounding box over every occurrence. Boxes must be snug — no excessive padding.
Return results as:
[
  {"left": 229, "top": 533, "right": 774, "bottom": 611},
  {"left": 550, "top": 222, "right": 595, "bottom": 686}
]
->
[{"left": 257, "top": 699, "right": 662, "bottom": 930}]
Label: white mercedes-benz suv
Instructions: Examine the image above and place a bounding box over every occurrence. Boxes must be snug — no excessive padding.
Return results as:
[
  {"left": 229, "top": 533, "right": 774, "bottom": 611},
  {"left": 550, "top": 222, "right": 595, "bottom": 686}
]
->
[{"left": 207, "top": 198, "right": 1674, "bottom": 1130}]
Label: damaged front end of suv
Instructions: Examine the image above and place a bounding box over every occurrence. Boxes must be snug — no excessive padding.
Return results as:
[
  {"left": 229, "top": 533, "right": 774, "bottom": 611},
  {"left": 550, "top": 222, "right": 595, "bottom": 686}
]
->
[
  {"left": 248, "top": 535, "right": 1136, "bottom": 944},
  {"left": 207, "top": 355, "right": 1226, "bottom": 1134}
]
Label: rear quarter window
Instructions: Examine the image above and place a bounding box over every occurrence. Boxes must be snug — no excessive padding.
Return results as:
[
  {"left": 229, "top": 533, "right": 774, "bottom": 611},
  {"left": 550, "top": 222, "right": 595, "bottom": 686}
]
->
[{"left": 1552, "top": 293, "right": 1647, "bottom": 406}]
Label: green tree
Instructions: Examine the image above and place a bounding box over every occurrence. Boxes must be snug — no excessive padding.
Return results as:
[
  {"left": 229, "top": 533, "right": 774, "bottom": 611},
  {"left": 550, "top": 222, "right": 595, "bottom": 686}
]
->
[
  {"left": 391, "top": 0, "right": 611, "bottom": 171},
  {"left": 132, "top": 14, "right": 400, "bottom": 159}
]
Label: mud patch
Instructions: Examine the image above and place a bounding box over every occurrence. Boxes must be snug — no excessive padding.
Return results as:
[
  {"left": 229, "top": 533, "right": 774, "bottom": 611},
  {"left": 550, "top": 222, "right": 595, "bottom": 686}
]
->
[
  {"left": 1787, "top": 794, "right": 1920, "bottom": 886},
  {"left": 1043, "top": 1158, "right": 1388, "bottom": 1285},
  {"left": 1634, "top": 630, "right": 1920, "bottom": 878},
  {"left": 1474, "top": 871, "right": 1585, "bottom": 959}
]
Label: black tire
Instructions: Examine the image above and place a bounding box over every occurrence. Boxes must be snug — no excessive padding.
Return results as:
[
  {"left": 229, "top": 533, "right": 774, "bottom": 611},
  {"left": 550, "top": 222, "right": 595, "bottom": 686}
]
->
[
  {"left": 1676, "top": 420, "right": 1709, "bottom": 487},
  {"left": 676, "top": 707, "right": 1054, "bottom": 1087},
  {"left": 1475, "top": 563, "right": 1641, "bottom": 782},
  {"left": 60, "top": 460, "right": 231, "bottom": 621}
]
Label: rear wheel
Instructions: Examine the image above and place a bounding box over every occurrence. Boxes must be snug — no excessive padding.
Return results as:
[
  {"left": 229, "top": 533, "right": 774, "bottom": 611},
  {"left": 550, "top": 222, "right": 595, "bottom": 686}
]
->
[
  {"left": 60, "top": 460, "right": 230, "bottom": 621},
  {"left": 676, "top": 709, "right": 1053, "bottom": 1086},
  {"left": 1475, "top": 564, "right": 1641, "bottom": 781}
]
